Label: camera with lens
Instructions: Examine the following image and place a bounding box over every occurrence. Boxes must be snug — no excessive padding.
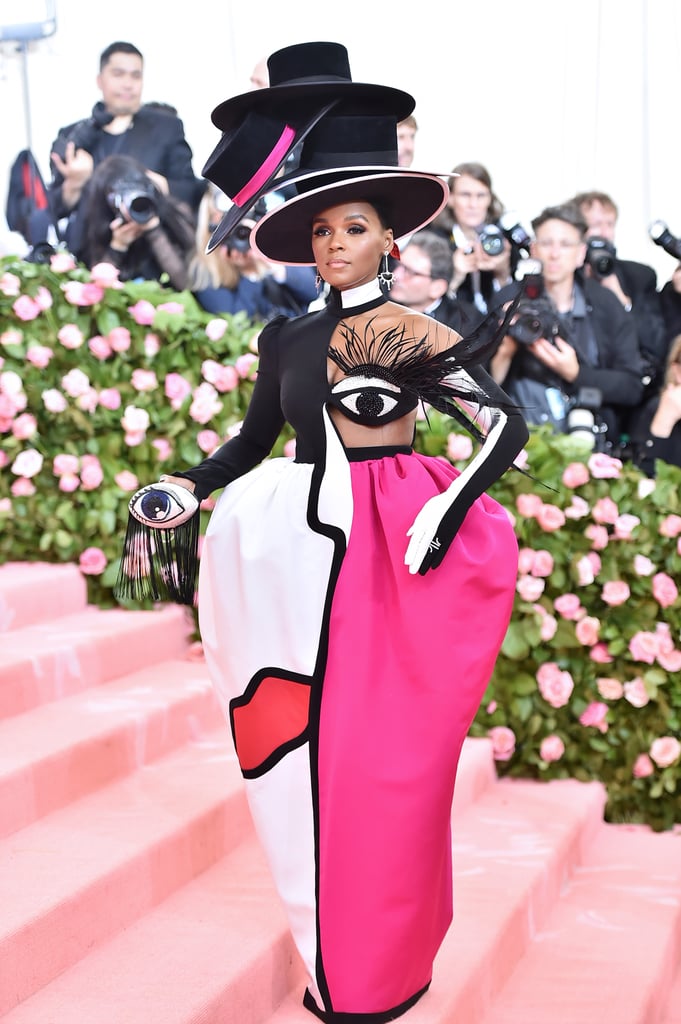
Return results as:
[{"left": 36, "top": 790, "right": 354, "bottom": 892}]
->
[
  {"left": 565, "top": 386, "right": 606, "bottom": 451},
  {"left": 477, "top": 223, "right": 505, "bottom": 257},
  {"left": 224, "top": 222, "right": 253, "bottom": 253},
  {"left": 507, "top": 273, "right": 565, "bottom": 346},
  {"left": 649, "top": 220, "right": 681, "bottom": 261},
  {"left": 106, "top": 179, "right": 158, "bottom": 225},
  {"left": 499, "top": 212, "right": 532, "bottom": 258},
  {"left": 585, "top": 236, "right": 617, "bottom": 278}
]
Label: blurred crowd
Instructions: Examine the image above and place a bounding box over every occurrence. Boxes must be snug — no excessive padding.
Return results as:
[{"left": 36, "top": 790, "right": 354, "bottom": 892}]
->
[{"left": 3, "top": 40, "right": 681, "bottom": 475}]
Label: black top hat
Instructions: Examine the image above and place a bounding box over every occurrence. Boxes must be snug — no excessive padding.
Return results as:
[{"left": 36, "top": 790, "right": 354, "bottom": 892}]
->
[
  {"left": 203, "top": 41, "right": 415, "bottom": 251},
  {"left": 251, "top": 169, "right": 449, "bottom": 265}
]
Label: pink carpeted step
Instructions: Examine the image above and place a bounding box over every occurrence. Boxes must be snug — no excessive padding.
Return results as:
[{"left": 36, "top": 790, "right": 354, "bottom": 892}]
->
[
  {"left": 394, "top": 777, "right": 608, "bottom": 1024},
  {"left": 0, "top": 728, "right": 249, "bottom": 1016},
  {"left": 0, "top": 657, "right": 226, "bottom": 838},
  {"left": 0, "top": 562, "right": 87, "bottom": 632},
  {"left": 452, "top": 736, "right": 497, "bottom": 815},
  {"left": 479, "top": 824, "right": 681, "bottom": 1024},
  {"left": 0, "top": 603, "right": 193, "bottom": 719},
  {"left": 1, "top": 836, "right": 305, "bottom": 1024},
  {"left": 661, "top": 966, "right": 681, "bottom": 1024}
]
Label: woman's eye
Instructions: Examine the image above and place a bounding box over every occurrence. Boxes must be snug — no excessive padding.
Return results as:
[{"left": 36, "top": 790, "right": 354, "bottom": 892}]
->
[{"left": 129, "top": 485, "right": 190, "bottom": 526}]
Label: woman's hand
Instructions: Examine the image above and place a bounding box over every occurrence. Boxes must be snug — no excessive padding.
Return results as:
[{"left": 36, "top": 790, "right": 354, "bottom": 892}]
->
[
  {"left": 159, "top": 474, "right": 196, "bottom": 493},
  {"left": 109, "top": 216, "right": 144, "bottom": 252}
]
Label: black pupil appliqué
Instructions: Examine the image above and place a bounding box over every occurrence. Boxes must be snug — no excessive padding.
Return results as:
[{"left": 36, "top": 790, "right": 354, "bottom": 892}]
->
[
  {"left": 356, "top": 392, "right": 385, "bottom": 418},
  {"left": 141, "top": 491, "right": 172, "bottom": 519}
]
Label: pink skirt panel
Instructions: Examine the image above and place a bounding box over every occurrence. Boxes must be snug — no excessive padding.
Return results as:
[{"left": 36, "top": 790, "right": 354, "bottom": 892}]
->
[{"left": 316, "top": 452, "right": 518, "bottom": 1015}]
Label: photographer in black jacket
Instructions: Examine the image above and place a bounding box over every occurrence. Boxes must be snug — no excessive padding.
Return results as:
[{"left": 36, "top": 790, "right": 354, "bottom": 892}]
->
[
  {"left": 48, "top": 41, "right": 203, "bottom": 254},
  {"left": 489, "top": 203, "right": 644, "bottom": 450}
]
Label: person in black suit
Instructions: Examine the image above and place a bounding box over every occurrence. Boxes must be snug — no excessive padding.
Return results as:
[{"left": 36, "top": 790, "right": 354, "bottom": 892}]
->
[
  {"left": 389, "top": 229, "right": 478, "bottom": 334},
  {"left": 570, "top": 191, "right": 667, "bottom": 396},
  {"left": 48, "top": 41, "right": 203, "bottom": 255}
]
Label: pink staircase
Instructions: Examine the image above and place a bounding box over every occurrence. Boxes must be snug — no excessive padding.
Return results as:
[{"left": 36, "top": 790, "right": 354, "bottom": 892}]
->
[{"left": 0, "top": 562, "right": 680, "bottom": 1024}]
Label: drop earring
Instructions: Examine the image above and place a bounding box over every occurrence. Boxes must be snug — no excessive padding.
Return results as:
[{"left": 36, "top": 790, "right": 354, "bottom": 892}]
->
[
  {"left": 378, "top": 251, "right": 393, "bottom": 290},
  {"left": 315, "top": 271, "right": 322, "bottom": 291}
]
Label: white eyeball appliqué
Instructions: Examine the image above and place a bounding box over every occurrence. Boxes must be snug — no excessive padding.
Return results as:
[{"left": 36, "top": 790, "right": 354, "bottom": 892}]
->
[{"left": 128, "top": 482, "right": 199, "bottom": 529}]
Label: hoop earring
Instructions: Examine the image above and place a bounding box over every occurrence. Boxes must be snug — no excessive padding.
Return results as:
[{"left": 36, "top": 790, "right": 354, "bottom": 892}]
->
[{"left": 378, "top": 251, "right": 393, "bottom": 290}]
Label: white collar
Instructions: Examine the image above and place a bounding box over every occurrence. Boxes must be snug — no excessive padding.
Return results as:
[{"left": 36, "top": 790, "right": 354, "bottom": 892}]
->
[{"left": 340, "top": 279, "right": 383, "bottom": 308}]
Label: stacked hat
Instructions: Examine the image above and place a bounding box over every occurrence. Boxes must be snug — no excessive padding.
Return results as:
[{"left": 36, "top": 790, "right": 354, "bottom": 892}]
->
[
  {"left": 203, "top": 41, "right": 450, "bottom": 262},
  {"left": 203, "top": 40, "right": 416, "bottom": 249}
]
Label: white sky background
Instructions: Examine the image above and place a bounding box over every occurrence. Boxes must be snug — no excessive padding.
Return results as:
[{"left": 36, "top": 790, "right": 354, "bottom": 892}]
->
[{"left": 0, "top": 0, "right": 680, "bottom": 284}]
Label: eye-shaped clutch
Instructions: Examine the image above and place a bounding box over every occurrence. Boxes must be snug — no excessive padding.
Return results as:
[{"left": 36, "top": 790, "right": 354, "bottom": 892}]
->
[{"left": 128, "top": 481, "right": 199, "bottom": 529}]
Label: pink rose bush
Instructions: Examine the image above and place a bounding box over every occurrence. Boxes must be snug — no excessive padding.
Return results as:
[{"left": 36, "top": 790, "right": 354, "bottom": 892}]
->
[{"left": 2, "top": 254, "right": 680, "bottom": 831}]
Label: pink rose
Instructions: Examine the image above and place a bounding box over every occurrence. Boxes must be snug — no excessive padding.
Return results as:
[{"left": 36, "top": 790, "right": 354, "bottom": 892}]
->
[
  {"left": 121, "top": 405, "right": 150, "bottom": 434},
  {"left": 11, "top": 448, "right": 43, "bottom": 477},
  {"left": 190, "top": 382, "right": 222, "bottom": 424},
  {"left": 11, "top": 477, "right": 36, "bottom": 497},
  {"left": 108, "top": 326, "right": 131, "bottom": 352},
  {"left": 235, "top": 353, "right": 258, "bottom": 378},
  {"left": 488, "top": 726, "right": 516, "bottom": 762},
  {"left": 98, "top": 388, "right": 122, "bottom": 411},
  {"left": 486, "top": 700, "right": 497, "bottom": 714},
  {"left": 649, "top": 737, "right": 681, "bottom": 769},
  {"left": 518, "top": 547, "right": 535, "bottom": 574},
  {"left": 125, "top": 431, "right": 146, "bottom": 447},
  {"left": 80, "top": 454, "right": 103, "bottom": 491},
  {"left": 575, "top": 556, "right": 595, "bottom": 586},
  {"left": 596, "top": 677, "right": 623, "bottom": 700},
  {"left": 652, "top": 572, "right": 678, "bottom": 609},
  {"left": 601, "top": 580, "right": 630, "bottom": 606},
  {"left": 202, "top": 360, "right": 239, "bottom": 393},
  {"left": 628, "top": 631, "right": 658, "bottom": 665},
  {"left": 164, "top": 372, "right": 192, "bottom": 409},
  {"left": 53, "top": 453, "right": 80, "bottom": 476},
  {"left": 13, "top": 294, "right": 41, "bottom": 321},
  {"left": 0, "top": 272, "right": 21, "bottom": 296},
  {"left": 553, "top": 593, "right": 584, "bottom": 620},
  {"left": 633, "top": 554, "right": 655, "bottom": 576},
  {"left": 575, "top": 615, "right": 600, "bottom": 646},
  {"left": 562, "top": 462, "right": 590, "bottom": 488},
  {"left": 531, "top": 549, "right": 554, "bottom": 577},
  {"left": 446, "top": 432, "right": 473, "bottom": 462},
  {"left": 591, "top": 497, "right": 619, "bottom": 524},
  {"left": 59, "top": 473, "right": 80, "bottom": 493},
  {"left": 588, "top": 452, "right": 622, "bottom": 478},
  {"left": 61, "top": 368, "right": 90, "bottom": 398},
  {"left": 90, "top": 262, "right": 122, "bottom": 288},
  {"left": 34, "top": 286, "right": 53, "bottom": 310},
  {"left": 76, "top": 388, "right": 98, "bottom": 414},
  {"left": 1, "top": 328, "right": 23, "bottom": 347},
  {"left": 62, "top": 280, "right": 104, "bottom": 306},
  {"left": 516, "top": 575, "right": 545, "bottom": 602},
  {"left": 624, "top": 677, "right": 649, "bottom": 708},
  {"left": 128, "top": 300, "right": 156, "bottom": 325},
  {"left": 50, "top": 252, "right": 77, "bottom": 273},
  {"left": 197, "top": 429, "right": 220, "bottom": 454},
  {"left": 79, "top": 547, "right": 107, "bottom": 576},
  {"left": 58, "top": 324, "right": 85, "bottom": 350},
  {"left": 11, "top": 413, "right": 37, "bottom": 440},
  {"left": 585, "top": 523, "right": 609, "bottom": 550},
  {"left": 157, "top": 301, "right": 184, "bottom": 315},
  {"left": 144, "top": 333, "right": 160, "bottom": 357},
  {"left": 115, "top": 470, "right": 139, "bottom": 491},
  {"left": 26, "top": 344, "right": 53, "bottom": 368},
  {"left": 540, "top": 735, "right": 565, "bottom": 763},
  {"left": 632, "top": 753, "right": 654, "bottom": 779},
  {"left": 659, "top": 514, "right": 681, "bottom": 538},
  {"left": 536, "top": 503, "right": 566, "bottom": 532},
  {"left": 657, "top": 649, "right": 681, "bottom": 672},
  {"left": 589, "top": 643, "right": 614, "bottom": 664},
  {"left": 579, "top": 701, "right": 609, "bottom": 732},
  {"left": 565, "top": 495, "right": 590, "bottom": 520},
  {"left": 516, "top": 492, "right": 544, "bottom": 518},
  {"left": 614, "top": 513, "right": 640, "bottom": 540},
  {"left": 536, "top": 662, "right": 574, "bottom": 708},
  {"left": 205, "top": 318, "right": 228, "bottom": 341},
  {"left": 152, "top": 438, "right": 172, "bottom": 461},
  {"left": 131, "top": 369, "right": 158, "bottom": 392},
  {"left": 42, "top": 389, "right": 68, "bottom": 413},
  {"left": 88, "top": 335, "right": 112, "bottom": 360},
  {"left": 283, "top": 438, "right": 297, "bottom": 458}
]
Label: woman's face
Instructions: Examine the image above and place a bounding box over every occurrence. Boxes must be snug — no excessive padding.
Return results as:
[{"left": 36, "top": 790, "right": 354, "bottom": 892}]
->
[
  {"left": 311, "top": 201, "right": 393, "bottom": 291},
  {"left": 449, "top": 173, "right": 492, "bottom": 230}
]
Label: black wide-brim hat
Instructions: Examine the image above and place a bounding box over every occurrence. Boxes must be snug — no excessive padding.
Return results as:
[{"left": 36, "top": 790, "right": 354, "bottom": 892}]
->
[
  {"left": 203, "top": 41, "right": 415, "bottom": 251},
  {"left": 251, "top": 170, "right": 450, "bottom": 265}
]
